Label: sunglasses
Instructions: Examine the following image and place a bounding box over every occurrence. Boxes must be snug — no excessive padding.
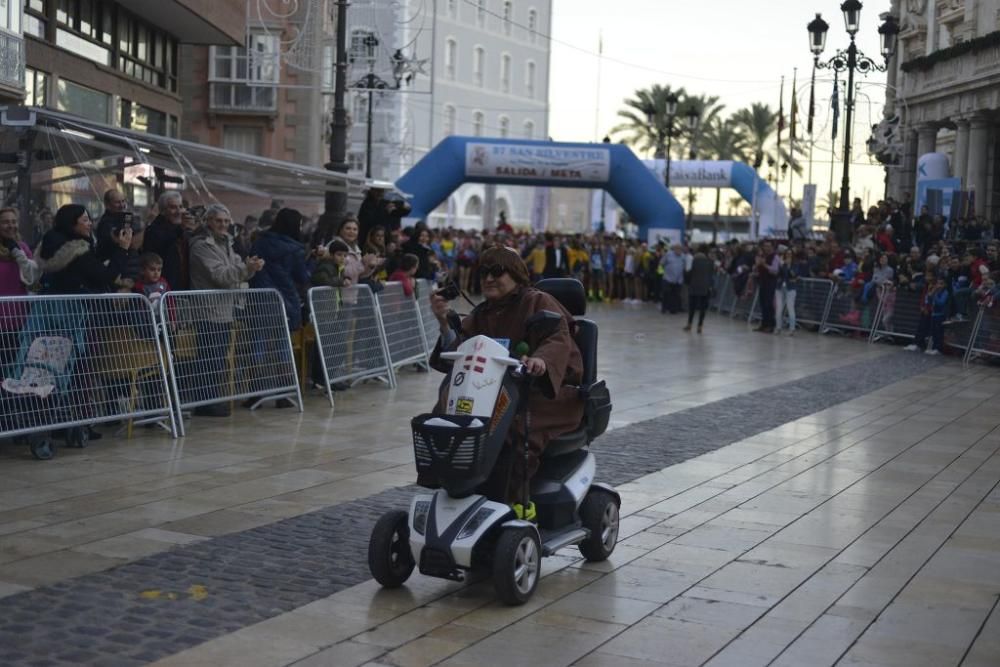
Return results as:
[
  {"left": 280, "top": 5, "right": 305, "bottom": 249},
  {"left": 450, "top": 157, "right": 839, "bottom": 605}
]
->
[{"left": 479, "top": 265, "right": 507, "bottom": 279}]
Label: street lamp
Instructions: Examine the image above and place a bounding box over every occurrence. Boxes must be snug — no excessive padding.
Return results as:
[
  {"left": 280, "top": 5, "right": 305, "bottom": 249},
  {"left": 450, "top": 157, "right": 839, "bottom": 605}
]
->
[
  {"left": 352, "top": 35, "right": 406, "bottom": 179},
  {"left": 647, "top": 92, "right": 682, "bottom": 188},
  {"left": 807, "top": 2, "right": 898, "bottom": 217},
  {"left": 683, "top": 104, "right": 701, "bottom": 232}
]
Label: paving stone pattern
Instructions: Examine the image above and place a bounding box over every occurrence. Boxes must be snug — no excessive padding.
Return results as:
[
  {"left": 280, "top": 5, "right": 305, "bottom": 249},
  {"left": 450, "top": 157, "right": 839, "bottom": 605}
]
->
[{"left": 0, "top": 352, "right": 942, "bottom": 666}]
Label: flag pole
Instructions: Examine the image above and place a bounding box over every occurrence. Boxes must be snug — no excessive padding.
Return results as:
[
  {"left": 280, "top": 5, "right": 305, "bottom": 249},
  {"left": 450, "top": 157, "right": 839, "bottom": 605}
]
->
[{"left": 789, "top": 68, "right": 798, "bottom": 204}]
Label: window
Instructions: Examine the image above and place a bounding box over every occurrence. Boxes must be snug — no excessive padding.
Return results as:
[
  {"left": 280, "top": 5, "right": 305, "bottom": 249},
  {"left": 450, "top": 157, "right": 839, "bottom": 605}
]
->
[
  {"left": 119, "top": 100, "right": 168, "bottom": 136},
  {"left": 0, "top": 0, "right": 22, "bottom": 33},
  {"left": 472, "top": 111, "right": 484, "bottom": 137},
  {"left": 499, "top": 115, "right": 509, "bottom": 138},
  {"left": 523, "top": 119, "right": 535, "bottom": 139},
  {"left": 477, "top": 0, "right": 486, "bottom": 27},
  {"left": 503, "top": 2, "right": 512, "bottom": 35},
  {"left": 223, "top": 126, "right": 263, "bottom": 155},
  {"left": 500, "top": 53, "right": 511, "bottom": 93},
  {"left": 444, "top": 104, "right": 456, "bottom": 136},
  {"left": 25, "top": 68, "right": 47, "bottom": 107},
  {"left": 56, "top": 78, "right": 109, "bottom": 123},
  {"left": 350, "top": 28, "right": 376, "bottom": 62},
  {"left": 446, "top": 0, "right": 456, "bottom": 18},
  {"left": 528, "top": 8, "right": 538, "bottom": 43},
  {"left": 445, "top": 38, "right": 456, "bottom": 80},
  {"left": 352, "top": 94, "right": 368, "bottom": 123},
  {"left": 525, "top": 60, "right": 536, "bottom": 98},
  {"left": 116, "top": 11, "right": 179, "bottom": 92},
  {"left": 209, "top": 32, "right": 279, "bottom": 112},
  {"left": 473, "top": 46, "right": 485, "bottom": 87},
  {"left": 24, "top": 0, "right": 45, "bottom": 38},
  {"left": 465, "top": 195, "right": 483, "bottom": 217},
  {"left": 348, "top": 151, "right": 365, "bottom": 172}
]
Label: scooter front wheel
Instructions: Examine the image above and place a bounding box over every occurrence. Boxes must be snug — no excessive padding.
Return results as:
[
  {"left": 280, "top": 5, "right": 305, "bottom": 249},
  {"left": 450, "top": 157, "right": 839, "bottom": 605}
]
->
[
  {"left": 493, "top": 526, "right": 540, "bottom": 605},
  {"left": 578, "top": 490, "right": 620, "bottom": 562},
  {"left": 368, "top": 510, "right": 415, "bottom": 588}
]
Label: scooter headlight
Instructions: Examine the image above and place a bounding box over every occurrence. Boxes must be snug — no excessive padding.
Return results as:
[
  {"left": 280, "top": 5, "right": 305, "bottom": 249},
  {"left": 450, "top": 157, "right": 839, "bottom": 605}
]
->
[
  {"left": 457, "top": 507, "right": 495, "bottom": 540},
  {"left": 412, "top": 501, "right": 431, "bottom": 535}
]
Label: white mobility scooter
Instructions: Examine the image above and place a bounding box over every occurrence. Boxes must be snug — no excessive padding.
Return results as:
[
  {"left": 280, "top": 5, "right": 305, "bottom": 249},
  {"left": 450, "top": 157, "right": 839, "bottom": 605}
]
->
[{"left": 368, "top": 279, "right": 617, "bottom": 605}]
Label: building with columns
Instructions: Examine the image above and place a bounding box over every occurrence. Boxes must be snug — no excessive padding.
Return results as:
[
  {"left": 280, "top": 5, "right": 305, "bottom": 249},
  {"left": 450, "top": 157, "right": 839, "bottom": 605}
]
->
[{"left": 886, "top": 0, "right": 1000, "bottom": 218}]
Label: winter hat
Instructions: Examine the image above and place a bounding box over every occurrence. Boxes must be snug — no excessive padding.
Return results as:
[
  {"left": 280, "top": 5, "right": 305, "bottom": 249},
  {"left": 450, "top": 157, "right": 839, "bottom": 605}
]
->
[
  {"left": 328, "top": 239, "right": 350, "bottom": 254},
  {"left": 926, "top": 254, "right": 940, "bottom": 264}
]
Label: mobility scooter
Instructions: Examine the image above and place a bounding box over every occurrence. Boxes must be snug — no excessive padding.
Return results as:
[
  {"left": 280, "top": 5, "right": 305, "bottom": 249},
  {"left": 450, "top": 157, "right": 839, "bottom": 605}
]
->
[{"left": 367, "top": 279, "right": 617, "bottom": 605}]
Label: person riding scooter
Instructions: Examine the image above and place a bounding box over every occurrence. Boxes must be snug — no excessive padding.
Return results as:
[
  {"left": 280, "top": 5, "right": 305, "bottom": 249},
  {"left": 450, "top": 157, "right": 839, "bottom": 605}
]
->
[{"left": 427, "top": 246, "right": 585, "bottom": 508}]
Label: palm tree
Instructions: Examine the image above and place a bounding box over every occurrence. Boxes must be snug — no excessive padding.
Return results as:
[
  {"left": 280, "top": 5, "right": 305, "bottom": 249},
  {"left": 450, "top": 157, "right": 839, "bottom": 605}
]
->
[
  {"left": 681, "top": 94, "right": 725, "bottom": 160},
  {"left": 732, "top": 102, "right": 807, "bottom": 177},
  {"left": 701, "top": 117, "right": 749, "bottom": 217},
  {"left": 611, "top": 84, "right": 687, "bottom": 156}
]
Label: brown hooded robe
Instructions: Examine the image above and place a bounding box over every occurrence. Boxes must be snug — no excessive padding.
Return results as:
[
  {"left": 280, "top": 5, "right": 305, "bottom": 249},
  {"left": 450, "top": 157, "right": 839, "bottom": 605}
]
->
[{"left": 428, "top": 286, "right": 585, "bottom": 502}]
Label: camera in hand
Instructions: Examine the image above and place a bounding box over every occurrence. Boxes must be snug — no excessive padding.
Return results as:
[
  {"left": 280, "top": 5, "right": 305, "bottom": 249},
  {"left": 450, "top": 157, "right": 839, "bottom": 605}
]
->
[{"left": 436, "top": 279, "right": 461, "bottom": 301}]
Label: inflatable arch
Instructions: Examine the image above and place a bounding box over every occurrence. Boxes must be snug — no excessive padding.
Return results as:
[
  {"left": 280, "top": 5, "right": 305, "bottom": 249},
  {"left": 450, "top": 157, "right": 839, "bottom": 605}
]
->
[
  {"left": 644, "top": 159, "right": 788, "bottom": 236},
  {"left": 397, "top": 136, "right": 686, "bottom": 233},
  {"left": 396, "top": 137, "right": 788, "bottom": 237}
]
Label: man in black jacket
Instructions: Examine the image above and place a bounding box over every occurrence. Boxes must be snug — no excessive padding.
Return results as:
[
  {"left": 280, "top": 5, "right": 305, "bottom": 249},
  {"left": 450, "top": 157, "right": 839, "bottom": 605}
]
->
[
  {"left": 142, "top": 191, "right": 188, "bottom": 290},
  {"left": 542, "top": 233, "right": 568, "bottom": 278},
  {"left": 358, "top": 186, "right": 411, "bottom": 242}
]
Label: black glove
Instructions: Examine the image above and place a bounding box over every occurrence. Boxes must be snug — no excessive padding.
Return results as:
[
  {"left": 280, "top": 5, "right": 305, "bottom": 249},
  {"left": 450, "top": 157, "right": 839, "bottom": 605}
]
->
[{"left": 1, "top": 237, "right": 18, "bottom": 252}]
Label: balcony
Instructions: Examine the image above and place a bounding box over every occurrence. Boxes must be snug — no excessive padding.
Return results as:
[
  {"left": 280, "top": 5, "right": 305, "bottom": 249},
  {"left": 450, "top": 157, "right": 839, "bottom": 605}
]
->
[
  {"left": 209, "top": 82, "right": 277, "bottom": 114},
  {"left": 0, "top": 31, "right": 25, "bottom": 98}
]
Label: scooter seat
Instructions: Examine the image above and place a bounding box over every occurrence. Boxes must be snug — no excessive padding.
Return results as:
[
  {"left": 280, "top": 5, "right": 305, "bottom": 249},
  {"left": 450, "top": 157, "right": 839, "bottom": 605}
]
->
[{"left": 543, "top": 425, "right": 589, "bottom": 459}]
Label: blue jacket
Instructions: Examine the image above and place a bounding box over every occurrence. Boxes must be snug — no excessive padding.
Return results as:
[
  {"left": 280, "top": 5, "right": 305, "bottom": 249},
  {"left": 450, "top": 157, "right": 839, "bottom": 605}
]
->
[{"left": 249, "top": 231, "right": 310, "bottom": 330}]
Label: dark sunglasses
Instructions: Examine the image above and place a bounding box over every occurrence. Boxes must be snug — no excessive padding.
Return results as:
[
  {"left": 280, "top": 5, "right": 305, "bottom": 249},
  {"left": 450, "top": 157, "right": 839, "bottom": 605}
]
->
[{"left": 479, "top": 265, "right": 507, "bottom": 279}]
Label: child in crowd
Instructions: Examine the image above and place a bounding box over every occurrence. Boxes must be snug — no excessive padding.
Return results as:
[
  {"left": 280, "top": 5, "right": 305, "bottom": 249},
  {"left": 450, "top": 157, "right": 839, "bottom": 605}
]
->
[
  {"left": 311, "top": 239, "right": 352, "bottom": 288},
  {"left": 905, "top": 276, "right": 950, "bottom": 355},
  {"left": 389, "top": 253, "right": 420, "bottom": 297},
  {"left": 132, "top": 252, "right": 171, "bottom": 306}
]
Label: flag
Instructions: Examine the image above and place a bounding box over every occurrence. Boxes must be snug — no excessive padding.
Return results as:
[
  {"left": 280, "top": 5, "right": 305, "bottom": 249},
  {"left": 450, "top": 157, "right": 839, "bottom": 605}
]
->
[
  {"left": 789, "top": 69, "right": 798, "bottom": 141},
  {"left": 777, "top": 76, "right": 785, "bottom": 140},
  {"left": 831, "top": 73, "right": 840, "bottom": 141},
  {"left": 807, "top": 71, "right": 816, "bottom": 135}
]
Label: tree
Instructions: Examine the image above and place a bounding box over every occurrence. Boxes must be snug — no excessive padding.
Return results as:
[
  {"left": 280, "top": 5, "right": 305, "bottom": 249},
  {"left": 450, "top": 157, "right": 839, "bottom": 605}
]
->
[
  {"left": 732, "top": 102, "right": 807, "bottom": 177},
  {"left": 611, "top": 84, "right": 687, "bottom": 156},
  {"left": 681, "top": 94, "right": 725, "bottom": 160},
  {"left": 701, "top": 117, "right": 749, "bottom": 217}
]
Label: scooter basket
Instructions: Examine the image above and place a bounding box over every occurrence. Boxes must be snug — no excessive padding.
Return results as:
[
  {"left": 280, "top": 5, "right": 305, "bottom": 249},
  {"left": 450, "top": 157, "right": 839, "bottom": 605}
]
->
[{"left": 411, "top": 414, "right": 491, "bottom": 481}]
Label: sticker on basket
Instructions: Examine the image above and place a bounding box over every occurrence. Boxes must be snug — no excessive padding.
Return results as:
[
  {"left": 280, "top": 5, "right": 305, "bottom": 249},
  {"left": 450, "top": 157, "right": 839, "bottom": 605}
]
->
[
  {"left": 493, "top": 338, "right": 510, "bottom": 351},
  {"left": 455, "top": 397, "right": 474, "bottom": 415},
  {"left": 453, "top": 371, "right": 466, "bottom": 386},
  {"left": 489, "top": 388, "right": 511, "bottom": 433}
]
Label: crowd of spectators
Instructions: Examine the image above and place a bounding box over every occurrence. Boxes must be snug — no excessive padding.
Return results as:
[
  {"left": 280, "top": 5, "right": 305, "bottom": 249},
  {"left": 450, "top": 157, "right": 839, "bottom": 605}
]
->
[{"left": 3, "top": 186, "right": 1000, "bottom": 428}]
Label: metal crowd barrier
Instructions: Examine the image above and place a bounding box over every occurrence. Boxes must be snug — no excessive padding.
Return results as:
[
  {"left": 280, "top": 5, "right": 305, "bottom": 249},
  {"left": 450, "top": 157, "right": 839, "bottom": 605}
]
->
[
  {"left": 415, "top": 279, "right": 442, "bottom": 353},
  {"left": 377, "top": 281, "right": 432, "bottom": 371},
  {"left": 794, "top": 278, "right": 834, "bottom": 329},
  {"left": 821, "top": 281, "right": 881, "bottom": 336},
  {"left": 160, "top": 288, "right": 302, "bottom": 436},
  {"left": 731, "top": 280, "right": 757, "bottom": 321},
  {"left": 869, "top": 284, "right": 918, "bottom": 343},
  {"left": 716, "top": 274, "right": 737, "bottom": 314},
  {"left": 308, "top": 284, "right": 395, "bottom": 408},
  {"left": 966, "top": 304, "right": 1000, "bottom": 364},
  {"left": 709, "top": 274, "right": 729, "bottom": 312},
  {"left": 0, "top": 294, "right": 177, "bottom": 455}
]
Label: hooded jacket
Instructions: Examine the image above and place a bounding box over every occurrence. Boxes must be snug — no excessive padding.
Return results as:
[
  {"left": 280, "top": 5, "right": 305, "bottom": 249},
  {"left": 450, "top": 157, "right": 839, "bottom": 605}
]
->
[
  {"left": 249, "top": 230, "right": 310, "bottom": 330},
  {"left": 142, "top": 214, "right": 188, "bottom": 291}
]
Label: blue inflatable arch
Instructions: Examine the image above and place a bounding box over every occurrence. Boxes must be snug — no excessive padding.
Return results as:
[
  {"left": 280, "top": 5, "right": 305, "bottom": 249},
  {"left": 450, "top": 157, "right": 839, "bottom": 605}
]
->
[{"left": 397, "top": 137, "right": 686, "bottom": 234}]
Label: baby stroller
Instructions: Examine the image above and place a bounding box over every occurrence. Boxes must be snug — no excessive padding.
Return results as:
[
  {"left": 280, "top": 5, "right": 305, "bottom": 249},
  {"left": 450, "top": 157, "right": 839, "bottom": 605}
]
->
[{"left": 0, "top": 300, "right": 89, "bottom": 460}]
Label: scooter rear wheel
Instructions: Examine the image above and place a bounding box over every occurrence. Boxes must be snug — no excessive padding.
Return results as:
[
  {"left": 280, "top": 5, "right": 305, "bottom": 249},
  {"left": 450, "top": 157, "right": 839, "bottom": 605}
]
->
[
  {"left": 368, "top": 510, "right": 415, "bottom": 588},
  {"left": 493, "top": 526, "right": 540, "bottom": 605},
  {"left": 578, "top": 490, "right": 620, "bottom": 562}
]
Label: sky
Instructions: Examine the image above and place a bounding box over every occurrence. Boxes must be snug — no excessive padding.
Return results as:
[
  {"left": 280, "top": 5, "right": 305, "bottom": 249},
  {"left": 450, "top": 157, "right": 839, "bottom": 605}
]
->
[{"left": 547, "top": 0, "right": 895, "bottom": 215}]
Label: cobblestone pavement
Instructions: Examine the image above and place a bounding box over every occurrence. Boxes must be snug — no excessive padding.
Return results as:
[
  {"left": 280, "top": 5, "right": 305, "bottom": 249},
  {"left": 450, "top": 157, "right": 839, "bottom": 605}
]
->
[{"left": 0, "top": 352, "right": 942, "bottom": 666}]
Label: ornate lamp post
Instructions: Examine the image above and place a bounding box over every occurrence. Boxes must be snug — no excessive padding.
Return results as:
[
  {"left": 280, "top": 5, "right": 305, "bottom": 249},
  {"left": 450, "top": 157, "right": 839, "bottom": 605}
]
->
[
  {"left": 645, "top": 92, "right": 682, "bottom": 188},
  {"left": 807, "top": 2, "right": 899, "bottom": 215}
]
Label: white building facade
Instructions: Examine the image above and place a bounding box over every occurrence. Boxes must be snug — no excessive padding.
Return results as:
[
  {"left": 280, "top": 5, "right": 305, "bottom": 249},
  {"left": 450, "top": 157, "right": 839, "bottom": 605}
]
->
[
  {"left": 347, "top": 0, "right": 551, "bottom": 228},
  {"left": 886, "top": 0, "right": 1000, "bottom": 219}
]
